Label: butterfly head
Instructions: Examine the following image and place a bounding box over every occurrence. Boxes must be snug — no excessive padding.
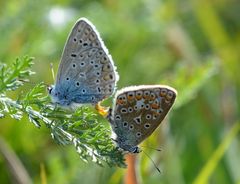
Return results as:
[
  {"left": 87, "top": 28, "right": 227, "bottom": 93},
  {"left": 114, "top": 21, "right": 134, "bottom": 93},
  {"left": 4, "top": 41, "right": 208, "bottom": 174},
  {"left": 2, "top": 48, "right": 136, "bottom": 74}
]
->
[
  {"left": 47, "top": 85, "right": 61, "bottom": 104},
  {"left": 112, "top": 137, "right": 142, "bottom": 154},
  {"left": 47, "top": 85, "right": 54, "bottom": 95}
]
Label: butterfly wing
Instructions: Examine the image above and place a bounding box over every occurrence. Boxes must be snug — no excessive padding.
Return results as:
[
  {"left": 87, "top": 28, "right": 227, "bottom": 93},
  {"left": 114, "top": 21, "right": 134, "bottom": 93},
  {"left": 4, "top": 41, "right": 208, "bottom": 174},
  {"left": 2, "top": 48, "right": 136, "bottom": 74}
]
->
[
  {"left": 110, "top": 85, "right": 177, "bottom": 148},
  {"left": 55, "top": 18, "right": 118, "bottom": 104}
]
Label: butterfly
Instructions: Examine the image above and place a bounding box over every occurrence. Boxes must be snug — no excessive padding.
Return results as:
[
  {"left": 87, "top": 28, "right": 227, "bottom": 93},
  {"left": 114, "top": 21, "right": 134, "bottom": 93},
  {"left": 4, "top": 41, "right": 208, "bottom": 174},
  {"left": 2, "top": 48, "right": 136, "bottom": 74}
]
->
[
  {"left": 107, "top": 85, "right": 177, "bottom": 153},
  {"left": 48, "top": 18, "right": 119, "bottom": 113}
]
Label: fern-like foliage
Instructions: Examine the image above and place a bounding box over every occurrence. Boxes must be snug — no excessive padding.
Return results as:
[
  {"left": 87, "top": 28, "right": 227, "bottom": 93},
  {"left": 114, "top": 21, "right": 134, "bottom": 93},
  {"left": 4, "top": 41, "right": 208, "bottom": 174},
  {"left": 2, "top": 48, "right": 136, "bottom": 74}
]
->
[{"left": 0, "top": 56, "right": 125, "bottom": 167}]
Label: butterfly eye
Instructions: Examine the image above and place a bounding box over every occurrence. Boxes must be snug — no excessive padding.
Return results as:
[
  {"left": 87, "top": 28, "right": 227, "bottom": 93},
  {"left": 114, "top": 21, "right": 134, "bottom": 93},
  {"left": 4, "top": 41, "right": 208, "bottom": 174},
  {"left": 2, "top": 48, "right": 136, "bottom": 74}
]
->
[
  {"left": 48, "top": 87, "right": 53, "bottom": 94},
  {"left": 133, "top": 147, "right": 140, "bottom": 153}
]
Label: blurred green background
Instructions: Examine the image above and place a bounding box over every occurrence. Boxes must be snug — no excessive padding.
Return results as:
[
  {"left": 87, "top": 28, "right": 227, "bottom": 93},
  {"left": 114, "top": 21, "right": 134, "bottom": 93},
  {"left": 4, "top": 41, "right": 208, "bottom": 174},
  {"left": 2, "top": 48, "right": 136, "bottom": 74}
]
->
[{"left": 0, "top": 0, "right": 240, "bottom": 183}]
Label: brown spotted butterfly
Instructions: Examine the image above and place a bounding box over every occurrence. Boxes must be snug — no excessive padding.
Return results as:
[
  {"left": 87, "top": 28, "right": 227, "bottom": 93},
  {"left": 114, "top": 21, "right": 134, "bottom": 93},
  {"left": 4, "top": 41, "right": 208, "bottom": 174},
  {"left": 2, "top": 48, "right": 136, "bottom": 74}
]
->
[{"left": 108, "top": 85, "right": 177, "bottom": 153}]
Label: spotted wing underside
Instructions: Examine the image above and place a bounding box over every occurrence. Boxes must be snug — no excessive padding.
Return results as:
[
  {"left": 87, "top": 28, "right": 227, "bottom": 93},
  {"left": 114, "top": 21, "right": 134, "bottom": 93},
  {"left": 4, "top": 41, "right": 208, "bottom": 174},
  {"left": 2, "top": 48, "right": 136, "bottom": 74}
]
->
[
  {"left": 55, "top": 18, "right": 118, "bottom": 103},
  {"left": 110, "top": 85, "right": 177, "bottom": 147}
]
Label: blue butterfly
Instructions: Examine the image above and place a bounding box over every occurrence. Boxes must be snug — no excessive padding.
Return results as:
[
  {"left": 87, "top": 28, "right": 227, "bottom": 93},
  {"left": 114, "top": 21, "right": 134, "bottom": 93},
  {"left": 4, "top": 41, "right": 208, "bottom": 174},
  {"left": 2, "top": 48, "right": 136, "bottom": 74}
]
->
[{"left": 48, "top": 18, "right": 119, "bottom": 111}]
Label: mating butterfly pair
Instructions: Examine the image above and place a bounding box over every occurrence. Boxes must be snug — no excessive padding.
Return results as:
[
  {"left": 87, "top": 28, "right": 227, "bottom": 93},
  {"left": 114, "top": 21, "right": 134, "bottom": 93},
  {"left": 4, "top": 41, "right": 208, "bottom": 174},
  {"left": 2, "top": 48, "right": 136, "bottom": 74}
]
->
[{"left": 48, "top": 18, "right": 177, "bottom": 154}]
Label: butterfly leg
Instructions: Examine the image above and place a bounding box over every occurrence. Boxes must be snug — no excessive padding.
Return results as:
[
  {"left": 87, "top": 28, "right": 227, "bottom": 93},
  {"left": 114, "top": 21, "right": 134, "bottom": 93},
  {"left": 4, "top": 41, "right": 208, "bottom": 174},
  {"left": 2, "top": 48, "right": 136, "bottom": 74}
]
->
[{"left": 95, "top": 102, "right": 109, "bottom": 117}]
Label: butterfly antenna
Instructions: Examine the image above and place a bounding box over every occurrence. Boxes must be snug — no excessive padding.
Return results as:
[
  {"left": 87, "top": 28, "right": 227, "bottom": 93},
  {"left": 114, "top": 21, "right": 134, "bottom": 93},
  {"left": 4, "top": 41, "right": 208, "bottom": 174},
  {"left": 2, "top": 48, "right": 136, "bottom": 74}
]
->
[
  {"left": 141, "top": 150, "right": 161, "bottom": 173},
  {"left": 140, "top": 145, "right": 162, "bottom": 152},
  {"left": 50, "top": 63, "right": 55, "bottom": 82}
]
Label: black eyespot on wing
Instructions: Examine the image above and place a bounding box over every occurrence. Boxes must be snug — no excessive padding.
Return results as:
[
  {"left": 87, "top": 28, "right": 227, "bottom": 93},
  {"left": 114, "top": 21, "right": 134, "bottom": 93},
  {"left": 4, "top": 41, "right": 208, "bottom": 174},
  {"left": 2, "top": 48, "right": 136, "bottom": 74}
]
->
[
  {"left": 128, "top": 107, "right": 133, "bottom": 112},
  {"left": 115, "top": 115, "right": 121, "bottom": 120},
  {"left": 145, "top": 104, "right": 150, "bottom": 110},
  {"left": 123, "top": 122, "right": 128, "bottom": 127},
  {"left": 71, "top": 54, "right": 77, "bottom": 58},
  {"left": 129, "top": 125, "right": 134, "bottom": 130},
  {"left": 83, "top": 42, "right": 88, "bottom": 46},
  {"left": 136, "top": 132, "right": 142, "bottom": 137},
  {"left": 146, "top": 114, "right": 151, "bottom": 119},
  {"left": 121, "top": 108, "right": 127, "bottom": 113},
  {"left": 72, "top": 63, "right": 76, "bottom": 68},
  {"left": 144, "top": 124, "right": 150, "bottom": 128}
]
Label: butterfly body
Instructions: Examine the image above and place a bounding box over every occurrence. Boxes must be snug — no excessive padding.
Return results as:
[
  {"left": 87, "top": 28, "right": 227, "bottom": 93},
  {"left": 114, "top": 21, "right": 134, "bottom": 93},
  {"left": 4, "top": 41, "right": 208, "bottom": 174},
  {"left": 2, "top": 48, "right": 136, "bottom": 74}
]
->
[
  {"left": 108, "top": 85, "right": 177, "bottom": 153},
  {"left": 48, "top": 18, "right": 118, "bottom": 108}
]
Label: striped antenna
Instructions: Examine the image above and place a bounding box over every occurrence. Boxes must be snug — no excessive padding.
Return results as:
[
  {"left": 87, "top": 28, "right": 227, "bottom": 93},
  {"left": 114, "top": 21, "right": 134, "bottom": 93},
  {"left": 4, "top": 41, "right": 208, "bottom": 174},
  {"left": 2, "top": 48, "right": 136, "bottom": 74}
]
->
[{"left": 50, "top": 63, "right": 55, "bottom": 82}]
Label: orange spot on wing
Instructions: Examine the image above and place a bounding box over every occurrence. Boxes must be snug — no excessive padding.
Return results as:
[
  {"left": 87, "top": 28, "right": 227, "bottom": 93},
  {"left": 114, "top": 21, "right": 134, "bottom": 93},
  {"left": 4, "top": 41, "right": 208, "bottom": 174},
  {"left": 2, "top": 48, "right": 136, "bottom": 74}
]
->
[
  {"left": 151, "top": 103, "right": 159, "bottom": 109},
  {"left": 135, "top": 95, "right": 142, "bottom": 100},
  {"left": 127, "top": 95, "right": 134, "bottom": 101},
  {"left": 143, "top": 95, "right": 150, "bottom": 100},
  {"left": 117, "top": 99, "right": 124, "bottom": 105}
]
